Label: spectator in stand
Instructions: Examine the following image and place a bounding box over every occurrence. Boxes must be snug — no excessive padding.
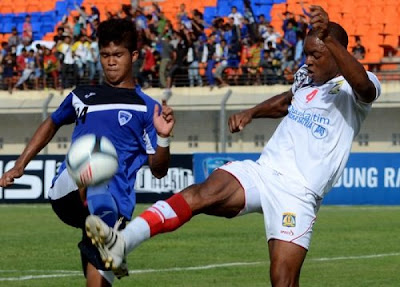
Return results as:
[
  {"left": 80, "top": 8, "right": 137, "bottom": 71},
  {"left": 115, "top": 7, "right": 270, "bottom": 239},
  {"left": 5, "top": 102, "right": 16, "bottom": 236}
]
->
[
  {"left": 2, "top": 52, "right": 14, "bottom": 94},
  {"left": 281, "top": 11, "right": 296, "bottom": 33},
  {"left": 190, "top": 9, "right": 205, "bottom": 39},
  {"left": 58, "top": 34, "right": 77, "bottom": 89},
  {"left": 229, "top": 6, "right": 243, "bottom": 39},
  {"left": 177, "top": 3, "right": 192, "bottom": 31},
  {"left": 14, "top": 48, "right": 35, "bottom": 91},
  {"left": 214, "top": 39, "right": 229, "bottom": 87},
  {"left": 166, "top": 30, "right": 189, "bottom": 90},
  {"left": 75, "top": 2, "right": 100, "bottom": 32},
  {"left": 187, "top": 39, "right": 203, "bottom": 87},
  {"left": 22, "top": 15, "right": 33, "bottom": 45},
  {"left": 72, "top": 34, "right": 89, "bottom": 81},
  {"left": 155, "top": 8, "right": 168, "bottom": 36},
  {"left": 238, "top": 38, "right": 250, "bottom": 84},
  {"left": 73, "top": 16, "right": 84, "bottom": 39},
  {"left": 158, "top": 35, "right": 173, "bottom": 88},
  {"left": 85, "top": 35, "right": 98, "bottom": 85},
  {"left": 204, "top": 33, "right": 217, "bottom": 90},
  {"left": 247, "top": 37, "right": 263, "bottom": 85},
  {"left": 138, "top": 41, "right": 156, "bottom": 89},
  {"left": 225, "top": 38, "right": 241, "bottom": 86},
  {"left": 262, "top": 25, "right": 281, "bottom": 50},
  {"left": 352, "top": 36, "right": 366, "bottom": 60},
  {"left": 8, "top": 27, "right": 22, "bottom": 48},
  {"left": 34, "top": 44, "right": 44, "bottom": 90},
  {"left": 43, "top": 47, "right": 60, "bottom": 89},
  {"left": 280, "top": 47, "right": 295, "bottom": 84},
  {"left": 53, "top": 27, "right": 65, "bottom": 45},
  {"left": 282, "top": 20, "right": 297, "bottom": 50},
  {"left": 258, "top": 14, "right": 269, "bottom": 37},
  {"left": 240, "top": 18, "right": 250, "bottom": 40},
  {"left": 260, "top": 49, "right": 276, "bottom": 85},
  {"left": 91, "top": 18, "right": 100, "bottom": 39},
  {"left": 60, "top": 15, "right": 74, "bottom": 37},
  {"left": 243, "top": 4, "right": 257, "bottom": 41},
  {"left": 135, "top": 7, "right": 148, "bottom": 32}
]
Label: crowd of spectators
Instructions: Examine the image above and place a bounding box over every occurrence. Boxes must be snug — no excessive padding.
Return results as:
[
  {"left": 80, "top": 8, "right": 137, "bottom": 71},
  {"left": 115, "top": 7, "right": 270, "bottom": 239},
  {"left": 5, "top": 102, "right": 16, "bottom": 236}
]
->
[{"left": 0, "top": 1, "right": 330, "bottom": 93}]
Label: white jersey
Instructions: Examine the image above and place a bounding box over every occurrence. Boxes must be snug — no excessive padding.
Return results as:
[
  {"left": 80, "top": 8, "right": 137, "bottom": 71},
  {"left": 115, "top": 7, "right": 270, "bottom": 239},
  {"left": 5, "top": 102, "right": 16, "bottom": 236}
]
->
[{"left": 258, "top": 66, "right": 381, "bottom": 197}]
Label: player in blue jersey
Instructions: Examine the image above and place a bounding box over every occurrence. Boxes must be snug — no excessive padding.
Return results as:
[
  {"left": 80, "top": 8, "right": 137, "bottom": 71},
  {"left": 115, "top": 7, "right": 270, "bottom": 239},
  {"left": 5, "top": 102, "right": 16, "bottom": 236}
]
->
[{"left": 0, "top": 19, "right": 174, "bottom": 286}]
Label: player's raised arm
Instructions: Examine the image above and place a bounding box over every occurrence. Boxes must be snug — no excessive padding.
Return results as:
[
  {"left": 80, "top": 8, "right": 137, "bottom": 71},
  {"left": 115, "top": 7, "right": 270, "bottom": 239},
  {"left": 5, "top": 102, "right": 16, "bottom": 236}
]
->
[
  {"left": 309, "top": 5, "right": 376, "bottom": 103},
  {"left": 228, "top": 90, "right": 293, "bottom": 133},
  {"left": 0, "top": 116, "right": 59, "bottom": 187},
  {"left": 148, "top": 100, "right": 175, "bottom": 178}
]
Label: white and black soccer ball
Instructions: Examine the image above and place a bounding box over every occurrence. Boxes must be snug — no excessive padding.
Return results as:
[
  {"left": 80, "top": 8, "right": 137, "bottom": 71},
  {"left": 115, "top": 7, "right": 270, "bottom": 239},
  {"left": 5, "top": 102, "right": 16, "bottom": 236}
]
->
[{"left": 66, "top": 134, "right": 119, "bottom": 187}]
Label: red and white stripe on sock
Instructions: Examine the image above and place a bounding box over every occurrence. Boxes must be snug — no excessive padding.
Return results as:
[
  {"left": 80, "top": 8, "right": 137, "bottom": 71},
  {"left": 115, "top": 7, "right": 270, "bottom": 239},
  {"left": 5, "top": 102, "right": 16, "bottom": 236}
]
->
[{"left": 140, "top": 193, "right": 192, "bottom": 237}]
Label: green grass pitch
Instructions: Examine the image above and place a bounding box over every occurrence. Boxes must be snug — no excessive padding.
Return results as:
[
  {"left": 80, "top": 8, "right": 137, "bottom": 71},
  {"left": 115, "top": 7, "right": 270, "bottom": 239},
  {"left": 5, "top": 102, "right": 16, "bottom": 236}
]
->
[{"left": 0, "top": 204, "right": 399, "bottom": 286}]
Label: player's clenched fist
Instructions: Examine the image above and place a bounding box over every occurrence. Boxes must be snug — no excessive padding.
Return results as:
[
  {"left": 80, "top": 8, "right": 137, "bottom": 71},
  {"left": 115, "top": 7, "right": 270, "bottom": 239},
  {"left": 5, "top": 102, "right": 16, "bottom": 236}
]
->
[
  {"left": 228, "top": 110, "right": 253, "bottom": 133},
  {"left": 0, "top": 166, "right": 23, "bottom": 187},
  {"left": 309, "top": 5, "right": 329, "bottom": 40}
]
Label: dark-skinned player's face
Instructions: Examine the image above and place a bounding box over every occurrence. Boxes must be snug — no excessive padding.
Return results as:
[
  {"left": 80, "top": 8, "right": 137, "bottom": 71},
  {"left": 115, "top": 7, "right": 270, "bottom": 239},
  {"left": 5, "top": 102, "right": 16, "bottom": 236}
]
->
[
  {"left": 304, "top": 36, "right": 339, "bottom": 85},
  {"left": 100, "top": 42, "right": 137, "bottom": 85}
]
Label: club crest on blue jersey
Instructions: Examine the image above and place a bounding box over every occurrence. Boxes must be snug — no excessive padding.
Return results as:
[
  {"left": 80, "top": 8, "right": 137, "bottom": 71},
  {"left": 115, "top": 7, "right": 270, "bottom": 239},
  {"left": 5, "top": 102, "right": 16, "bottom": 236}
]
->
[
  {"left": 118, "top": 111, "right": 132, "bottom": 126},
  {"left": 282, "top": 212, "right": 296, "bottom": 227}
]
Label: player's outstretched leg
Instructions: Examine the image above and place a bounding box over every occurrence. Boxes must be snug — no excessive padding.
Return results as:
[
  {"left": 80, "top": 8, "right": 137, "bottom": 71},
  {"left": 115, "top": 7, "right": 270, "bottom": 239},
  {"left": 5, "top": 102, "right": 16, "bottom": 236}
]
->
[{"left": 85, "top": 215, "right": 128, "bottom": 278}]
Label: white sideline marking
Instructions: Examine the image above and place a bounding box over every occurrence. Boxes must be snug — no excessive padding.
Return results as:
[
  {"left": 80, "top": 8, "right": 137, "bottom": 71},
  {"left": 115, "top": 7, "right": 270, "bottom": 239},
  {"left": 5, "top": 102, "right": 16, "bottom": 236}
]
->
[{"left": 0, "top": 252, "right": 399, "bottom": 281}]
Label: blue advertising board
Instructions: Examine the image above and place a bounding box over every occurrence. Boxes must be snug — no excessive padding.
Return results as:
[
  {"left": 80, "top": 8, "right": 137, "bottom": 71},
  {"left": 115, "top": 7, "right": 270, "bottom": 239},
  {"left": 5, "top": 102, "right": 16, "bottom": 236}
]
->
[{"left": 193, "top": 153, "right": 400, "bottom": 205}]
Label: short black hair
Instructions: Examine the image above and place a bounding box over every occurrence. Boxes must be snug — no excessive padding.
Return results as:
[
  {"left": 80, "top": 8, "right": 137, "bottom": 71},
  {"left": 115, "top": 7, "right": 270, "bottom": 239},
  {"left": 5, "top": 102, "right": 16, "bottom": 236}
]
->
[
  {"left": 308, "top": 21, "right": 348, "bottom": 48},
  {"left": 97, "top": 18, "right": 137, "bottom": 53}
]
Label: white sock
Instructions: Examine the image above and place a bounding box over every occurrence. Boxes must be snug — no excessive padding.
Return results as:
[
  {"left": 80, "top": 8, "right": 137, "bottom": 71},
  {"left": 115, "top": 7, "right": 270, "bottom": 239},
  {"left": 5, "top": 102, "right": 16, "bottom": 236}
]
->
[{"left": 122, "top": 217, "right": 151, "bottom": 253}]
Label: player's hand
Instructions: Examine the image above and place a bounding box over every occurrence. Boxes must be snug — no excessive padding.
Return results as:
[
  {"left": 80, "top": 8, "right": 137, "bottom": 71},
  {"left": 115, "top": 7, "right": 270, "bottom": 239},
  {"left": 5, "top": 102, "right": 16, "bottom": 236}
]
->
[
  {"left": 153, "top": 99, "right": 175, "bottom": 137},
  {"left": 228, "top": 110, "right": 253, "bottom": 133},
  {"left": 309, "top": 5, "right": 329, "bottom": 41},
  {"left": 0, "top": 166, "right": 24, "bottom": 187}
]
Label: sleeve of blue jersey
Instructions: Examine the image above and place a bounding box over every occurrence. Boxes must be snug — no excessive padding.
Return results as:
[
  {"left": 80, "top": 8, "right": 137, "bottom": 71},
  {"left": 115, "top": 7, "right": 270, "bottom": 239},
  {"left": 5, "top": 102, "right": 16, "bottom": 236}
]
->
[
  {"left": 50, "top": 92, "right": 77, "bottom": 126},
  {"left": 136, "top": 87, "right": 160, "bottom": 151}
]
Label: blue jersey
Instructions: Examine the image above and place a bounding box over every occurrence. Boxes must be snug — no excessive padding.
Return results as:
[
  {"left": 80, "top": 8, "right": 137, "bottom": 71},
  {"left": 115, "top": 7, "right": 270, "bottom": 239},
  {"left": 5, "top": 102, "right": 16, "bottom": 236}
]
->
[{"left": 51, "top": 84, "right": 160, "bottom": 219}]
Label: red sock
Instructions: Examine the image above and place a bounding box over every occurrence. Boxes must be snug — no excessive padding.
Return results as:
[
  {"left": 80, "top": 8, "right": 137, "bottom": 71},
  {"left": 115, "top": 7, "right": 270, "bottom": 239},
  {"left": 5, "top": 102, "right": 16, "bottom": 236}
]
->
[{"left": 140, "top": 193, "right": 192, "bottom": 237}]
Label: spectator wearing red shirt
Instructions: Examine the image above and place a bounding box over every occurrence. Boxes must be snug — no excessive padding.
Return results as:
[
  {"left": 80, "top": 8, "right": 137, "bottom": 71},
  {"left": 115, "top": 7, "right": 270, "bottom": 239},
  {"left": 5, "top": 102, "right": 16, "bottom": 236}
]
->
[
  {"left": 138, "top": 42, "right": 156, "bottom": 88},
  {"left": 43, "top": 47, "right": 60, "bottom": 89}
]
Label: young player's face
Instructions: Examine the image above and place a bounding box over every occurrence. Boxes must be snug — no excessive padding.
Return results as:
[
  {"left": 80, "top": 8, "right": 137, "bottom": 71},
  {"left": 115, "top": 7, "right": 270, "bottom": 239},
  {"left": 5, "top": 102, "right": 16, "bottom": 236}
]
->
[
  {"left": 304, "top": 36, "right": 339, "bottom": 85},
  {"left": 100, "top": 42, "right": 138, "bottom": 86}
]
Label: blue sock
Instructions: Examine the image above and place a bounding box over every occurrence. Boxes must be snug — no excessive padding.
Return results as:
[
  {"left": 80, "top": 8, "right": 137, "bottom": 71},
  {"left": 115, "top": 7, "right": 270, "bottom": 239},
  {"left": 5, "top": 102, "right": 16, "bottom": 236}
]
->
[{"left": 86, "top": 184, "right": 118, "bottom": 227}]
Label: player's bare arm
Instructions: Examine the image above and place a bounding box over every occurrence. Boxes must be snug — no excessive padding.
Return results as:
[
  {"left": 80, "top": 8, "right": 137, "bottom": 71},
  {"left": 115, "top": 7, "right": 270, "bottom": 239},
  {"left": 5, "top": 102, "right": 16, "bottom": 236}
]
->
[
  {"left": 0, "top": 117, "right": 59, "bottom": 187},
  {"left": 148, "top": 100, "right": 175, "bottom": 178},
  {"left": 309, "top": 5, "right": 376, "bottom": 103},
  {"left": 229, "top": 90, "right": 293, "bottom": 133}
]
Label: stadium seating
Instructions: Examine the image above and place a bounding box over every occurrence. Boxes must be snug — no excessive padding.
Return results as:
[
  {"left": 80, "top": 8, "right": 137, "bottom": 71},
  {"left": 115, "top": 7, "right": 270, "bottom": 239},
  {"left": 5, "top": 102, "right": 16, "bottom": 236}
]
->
[{"left": 0, "top": 0, "right": 398, "bottom": 66}]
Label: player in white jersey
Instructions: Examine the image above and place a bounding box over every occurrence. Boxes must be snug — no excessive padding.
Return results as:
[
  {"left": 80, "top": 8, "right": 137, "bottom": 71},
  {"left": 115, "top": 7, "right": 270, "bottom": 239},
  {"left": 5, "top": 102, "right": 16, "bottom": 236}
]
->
[{"left": 85, "top": 6, "right": 381, "bottom": 285}]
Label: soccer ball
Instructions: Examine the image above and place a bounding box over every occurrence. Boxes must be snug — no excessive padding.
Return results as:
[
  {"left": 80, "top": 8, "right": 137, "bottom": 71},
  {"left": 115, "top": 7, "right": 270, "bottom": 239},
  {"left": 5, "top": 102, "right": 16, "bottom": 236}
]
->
[{"left": 66, "top": 134, "right": 119, "bottom": 187}]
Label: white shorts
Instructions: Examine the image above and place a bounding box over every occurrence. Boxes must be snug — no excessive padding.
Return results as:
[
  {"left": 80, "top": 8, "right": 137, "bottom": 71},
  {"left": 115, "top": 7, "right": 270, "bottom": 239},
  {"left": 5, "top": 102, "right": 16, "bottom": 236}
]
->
[
  {"left": 48, "top": 168, "right": 79, "bottom": 200},
  {"left": 219, "top": 160, "right": 321, "bottom": 250}
]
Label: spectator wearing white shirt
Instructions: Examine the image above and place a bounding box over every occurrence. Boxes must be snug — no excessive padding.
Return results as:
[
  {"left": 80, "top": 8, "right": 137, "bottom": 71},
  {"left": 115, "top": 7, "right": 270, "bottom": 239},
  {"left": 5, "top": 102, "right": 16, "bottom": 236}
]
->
[
  {"left": 228, "top": 6, "right": 243, "bottom": 39},
  {"left": 57, "top": 34, "right": 77, "bottom": 89}
]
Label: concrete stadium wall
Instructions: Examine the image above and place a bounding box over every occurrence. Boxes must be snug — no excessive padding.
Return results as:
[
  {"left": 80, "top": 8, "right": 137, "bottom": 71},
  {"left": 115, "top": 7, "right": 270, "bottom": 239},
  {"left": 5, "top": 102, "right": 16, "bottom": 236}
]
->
[{"left": 0, "top": 83, "right": 399, "bottom": 155}]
